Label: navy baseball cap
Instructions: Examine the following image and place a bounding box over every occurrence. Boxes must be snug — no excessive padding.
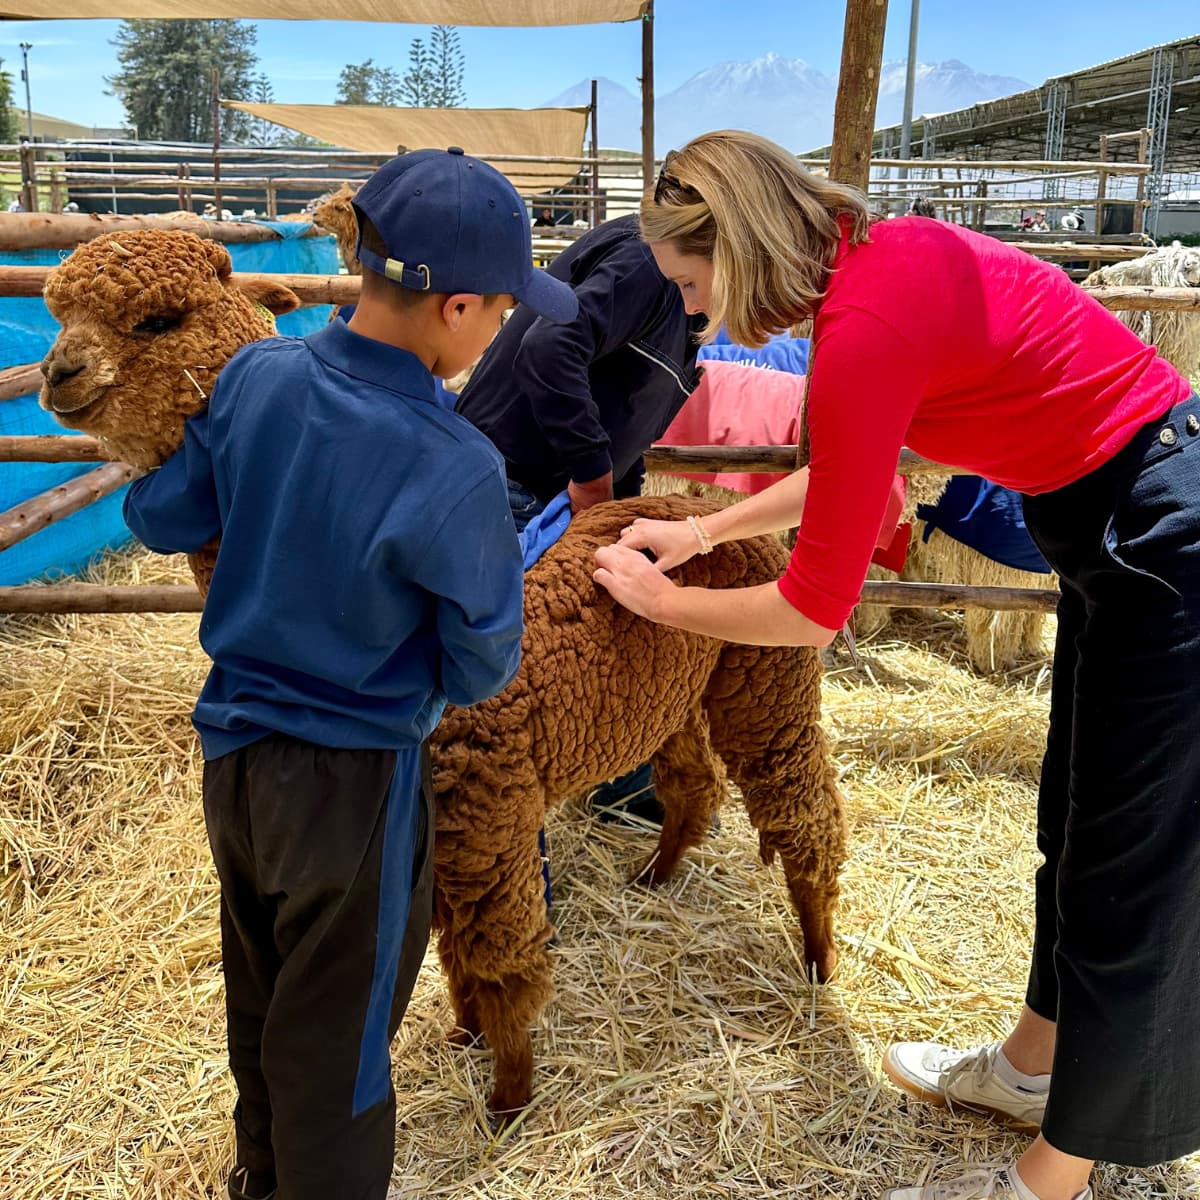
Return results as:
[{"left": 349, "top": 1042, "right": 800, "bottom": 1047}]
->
[{"left": 352, "top": 147, "right": 578, "bottom": 323}]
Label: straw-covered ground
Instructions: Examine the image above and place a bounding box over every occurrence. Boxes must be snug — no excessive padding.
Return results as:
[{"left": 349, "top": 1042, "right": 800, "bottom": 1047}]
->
[{"left": 2, "top": 548, "right": 1197, "bottom": 1200}]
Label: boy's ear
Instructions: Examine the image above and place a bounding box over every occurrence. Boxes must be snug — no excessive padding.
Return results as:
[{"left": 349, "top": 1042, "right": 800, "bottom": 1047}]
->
[{"left": 441, "top": 293, "right": 476, "bottom": 330}]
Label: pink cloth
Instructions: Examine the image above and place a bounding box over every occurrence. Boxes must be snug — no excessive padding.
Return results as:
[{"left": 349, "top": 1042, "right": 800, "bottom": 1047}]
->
[
  {"left": 655, "top": 360, "right": 804, "bottom": 496},
  {"left": 653, "top": 360, "right": 907, "bottom": 560}
]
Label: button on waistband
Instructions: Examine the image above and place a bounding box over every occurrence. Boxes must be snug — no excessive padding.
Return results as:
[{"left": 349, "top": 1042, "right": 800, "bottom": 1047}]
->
[{"left": 1160, "top": 427, "right": 1178, "bottom": 446}]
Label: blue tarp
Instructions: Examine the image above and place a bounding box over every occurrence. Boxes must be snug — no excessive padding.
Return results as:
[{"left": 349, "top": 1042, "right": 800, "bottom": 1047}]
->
[
  {"left": 0, "top": 223, "right": 338, "bottom": 586},
  {"left": 916, "top": 475, "right": 1051, "bottom": 574}
]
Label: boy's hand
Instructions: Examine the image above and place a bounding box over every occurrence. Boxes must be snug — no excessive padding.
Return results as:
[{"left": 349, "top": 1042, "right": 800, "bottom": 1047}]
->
[
  {"left": 593, "top": 543, "right": 676, "bottom": 621},
  {"left": 568, "top": 471, "right": 614, "bottom": 514}
]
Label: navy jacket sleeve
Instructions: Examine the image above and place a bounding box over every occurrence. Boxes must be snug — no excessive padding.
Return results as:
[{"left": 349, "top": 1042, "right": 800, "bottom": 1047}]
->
[
  {"left": 408, "top": 468, "right": 524, "bottom": 708},
  {"left": 511, "top": 248, "right": 672, "bottom": 485},
  {"left": 122, "top": 404, "right": 221, "bottom": 555}
]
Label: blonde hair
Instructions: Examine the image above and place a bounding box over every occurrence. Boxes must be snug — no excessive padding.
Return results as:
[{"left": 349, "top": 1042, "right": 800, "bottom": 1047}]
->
[{"left": 639, "top": 129, "right": 873, "bottom": 346}]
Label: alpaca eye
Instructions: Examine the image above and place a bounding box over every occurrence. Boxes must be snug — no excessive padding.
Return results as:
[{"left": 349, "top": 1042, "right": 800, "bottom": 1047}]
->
[{"left": 133, "top": 314, "right": 182, "bottom": 335}]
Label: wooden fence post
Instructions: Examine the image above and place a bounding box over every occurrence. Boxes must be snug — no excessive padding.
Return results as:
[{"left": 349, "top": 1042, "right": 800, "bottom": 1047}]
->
[
  {"left": 829, "top": 0, "right": 890, "bottom": 191},
  {"left": 19, "top": 141, "right": 37, "bottom": 213}
]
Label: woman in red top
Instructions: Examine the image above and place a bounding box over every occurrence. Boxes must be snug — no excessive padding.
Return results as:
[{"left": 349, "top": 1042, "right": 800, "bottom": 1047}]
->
[{"left": 594, "top": 130, "right": 1200, "bottom": 1200}]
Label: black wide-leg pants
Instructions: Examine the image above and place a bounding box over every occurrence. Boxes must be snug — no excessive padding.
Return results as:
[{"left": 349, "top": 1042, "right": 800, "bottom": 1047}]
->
[
  {"left": 1022, "top": 395, "right": 1200, "bottom": 1165},
  {"left": 203, "top": 735, "right": 433, "bottom": 1199}
]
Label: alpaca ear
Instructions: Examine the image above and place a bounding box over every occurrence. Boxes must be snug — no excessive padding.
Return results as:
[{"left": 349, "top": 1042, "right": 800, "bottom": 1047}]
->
[
  {"left": 238, "top": 278, "right": 301, "bottom": 316},
  {"left": 204, "top": 239, "right": 234, "bottom": 280}
]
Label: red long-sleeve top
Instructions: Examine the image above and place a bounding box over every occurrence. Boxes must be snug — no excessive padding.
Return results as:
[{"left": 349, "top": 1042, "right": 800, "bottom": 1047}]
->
[{"left": 778, "top": 217, "right": 1190, "bottom": 630}]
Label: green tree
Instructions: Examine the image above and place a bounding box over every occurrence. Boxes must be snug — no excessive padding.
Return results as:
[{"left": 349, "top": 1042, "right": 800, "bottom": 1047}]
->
[
  {"left": 246, "top": 75, "right": 278, "bottom": 146},
  {"left": 400, "top": 36, "right": 434, "bottom": 107},
  {"left": 426, "top": 25, "right": 466, "bottom": 108},
  {"left": 337, "top": 27, "right": 465, "bottom": 110},
  {"left": 0, "top": 59, "right": 18, "bottom": 144},
  {"left": 107, "top": 20, "right": 261, "bottom": 143},
  {"left": 336, "top": 59, "right": 377, "bottom": 106}
]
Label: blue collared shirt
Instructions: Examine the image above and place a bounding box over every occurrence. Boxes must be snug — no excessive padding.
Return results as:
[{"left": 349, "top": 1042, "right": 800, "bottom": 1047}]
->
[{"left": 124, "top": 317, "right": 524, "bottom": 760}]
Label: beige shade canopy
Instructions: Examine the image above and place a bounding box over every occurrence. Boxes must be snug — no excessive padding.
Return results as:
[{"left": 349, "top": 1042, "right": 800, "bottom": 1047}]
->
[
  {"left": 222, "top": 102, "right": 590, "bottom": 194},
  {"left": 1, "top": 0, "right": 645, "bottom": 21}
]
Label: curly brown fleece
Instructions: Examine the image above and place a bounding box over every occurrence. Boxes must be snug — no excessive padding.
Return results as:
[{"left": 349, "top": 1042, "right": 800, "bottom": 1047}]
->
[
  {"left": 431, "top": 493, "right": 846, "bottom": 1119},
  {"left": 39, "top": 230, "right": 300, "bottom": 591}
]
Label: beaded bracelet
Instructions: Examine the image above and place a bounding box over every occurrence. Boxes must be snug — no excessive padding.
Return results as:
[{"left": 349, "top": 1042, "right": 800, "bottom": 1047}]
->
[{"left": 687, "top": 514, "right": 714, "bottom": 555}]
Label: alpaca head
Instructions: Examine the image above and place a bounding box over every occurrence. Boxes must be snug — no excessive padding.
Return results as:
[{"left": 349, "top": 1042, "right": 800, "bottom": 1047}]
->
[
  {"left": 40, "top": 230, "right": 300, "bottom": 468},
  {"left": 312, "top": 183, "right": 362, "bottom": 275}
]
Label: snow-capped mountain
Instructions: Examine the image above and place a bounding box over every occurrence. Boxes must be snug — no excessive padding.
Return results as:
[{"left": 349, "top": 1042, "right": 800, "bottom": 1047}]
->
[{"left": 543, "top": 55, "right": 1030, "bottom": 153}]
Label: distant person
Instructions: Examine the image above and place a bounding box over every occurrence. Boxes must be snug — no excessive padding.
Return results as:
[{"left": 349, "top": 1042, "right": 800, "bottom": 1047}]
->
[
  {"left": 62, "top": 201, "right": 80, "bottom": 214},
  {"left": 456, "top": 212, "right": 707, "bottom": 823},
  {"left": 909, "top": 196, "right": 938, "bottom": 218},
  {"left": 1030, "top": 211, "right": 1050, "bottom": 232},
  {"left": 7, "top": 197, "right": 24, "bottom": 213},
  {"left": 1060, "top": 206, "right": 1087, "bottom": 232}
]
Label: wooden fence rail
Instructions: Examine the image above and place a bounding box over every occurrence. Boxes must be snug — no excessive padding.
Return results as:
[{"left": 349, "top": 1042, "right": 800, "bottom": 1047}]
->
[
  {"left": 0, "top": 437, "right": 953, "bottom": 476},
  {"left": 0, "top": 579, "right": 1061, "bottom": 616},
  {"left": 0, "top": 213, "right": 325, "bottom": 251},
  {"left": 1, "top": 266, "right": 1197, "bottom": 313},
  {"left": 0, "top": 463, "right": 139, "bottom": 554}
]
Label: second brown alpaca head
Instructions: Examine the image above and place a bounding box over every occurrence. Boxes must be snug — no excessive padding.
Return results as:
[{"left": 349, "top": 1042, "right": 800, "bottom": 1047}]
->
[
  {"left": 40, "top": 230, "right": 300, "bottom": 468},
  {"left": 312, "top": 183, "right": 362, "bottom": 276}
]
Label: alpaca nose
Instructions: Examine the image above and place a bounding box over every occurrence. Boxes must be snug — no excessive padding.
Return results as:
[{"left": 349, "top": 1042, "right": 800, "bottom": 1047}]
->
[{"left": 42, "top": 358, "right": 84, "bottom": 387}]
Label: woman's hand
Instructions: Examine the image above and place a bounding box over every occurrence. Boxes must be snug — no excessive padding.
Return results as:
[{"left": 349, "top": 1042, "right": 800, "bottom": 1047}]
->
[
  {"left": 593, "top": 543, "right": 678, "bottom": 621},
  {"left": 613, "top": 517, "right": 701, "bottom": 573}
]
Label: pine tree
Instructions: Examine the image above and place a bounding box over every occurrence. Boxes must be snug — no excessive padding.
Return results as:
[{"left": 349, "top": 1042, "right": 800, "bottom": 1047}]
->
[
  {"left": 107, "top": 20, "right": 261, "bottom": 143},
  {"left": 337, "top": 27, "right": 465, "bottom": 110},
  {"left": 247, "top": 75, "right": 277, "bottom": 146},
  {"left": 427, "top": 26, "right": 466, "bottom": 108},
  {"left": 400, "top": 36, "right": 434, "bottom": 107}
]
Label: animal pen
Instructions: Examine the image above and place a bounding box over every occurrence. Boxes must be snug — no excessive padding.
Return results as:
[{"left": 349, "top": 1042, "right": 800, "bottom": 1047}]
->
[{"left": 4, "top": 6, "right": 1200, "bottom": 1200}]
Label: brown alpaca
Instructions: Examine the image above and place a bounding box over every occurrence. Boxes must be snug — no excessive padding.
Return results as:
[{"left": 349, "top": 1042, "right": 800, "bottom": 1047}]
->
[
  {"left": 39, "top": 230, "right": 300, "bottom": 593},
  {"left": 431, "top": 493, "right": 845, "bottom": 1119},
  {"left": 39, "top": 230, "right": 847, "bottom": 1126},
  {"left": 311, "top": 182, "right": 362, "bottom": 275}
]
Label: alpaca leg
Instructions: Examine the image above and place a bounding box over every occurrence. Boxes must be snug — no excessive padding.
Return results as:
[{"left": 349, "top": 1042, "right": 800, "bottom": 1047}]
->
[
  {"left": 439, "top": 951, "right": 484, "bottom": 1045},
  {"left": 430, "top": 728, "right": 558, "bottom": 1122},
  {"left": 706, "top": 643, "right": 847, "bottom": 981},
  {"left": 633, "top": 712, "right": 723, "bottom": 888},
  {"left": 473, "top": 970, "right": 552, "bottom": 1122}
]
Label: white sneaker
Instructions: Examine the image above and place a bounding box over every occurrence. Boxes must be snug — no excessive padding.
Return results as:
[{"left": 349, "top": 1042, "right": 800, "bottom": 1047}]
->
[
  {"left": 882, "top": 1041, "right": 1047, "bottom": 1128},
  {"left": 882, "top": 1165, "right": 1092, "bottom": 1200}
]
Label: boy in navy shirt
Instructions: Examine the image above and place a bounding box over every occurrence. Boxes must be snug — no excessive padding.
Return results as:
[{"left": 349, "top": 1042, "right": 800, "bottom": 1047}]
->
[{"left": 124, "top": 148, "right": 577, "bottom": 1200}]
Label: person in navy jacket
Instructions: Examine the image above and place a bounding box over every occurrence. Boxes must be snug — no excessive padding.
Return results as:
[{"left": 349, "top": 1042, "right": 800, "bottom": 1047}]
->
[
  {"left": 456, "top": 214, "right": 706, "bottom": 824},
  {"left": 123, "top": 148, "right": 577, "bottom": 1200}
]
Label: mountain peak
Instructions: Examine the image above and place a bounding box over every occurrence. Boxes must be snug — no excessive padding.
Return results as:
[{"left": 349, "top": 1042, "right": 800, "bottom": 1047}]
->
[{"left": 542, "top": 55, "right": 1030, "bottom": 153}]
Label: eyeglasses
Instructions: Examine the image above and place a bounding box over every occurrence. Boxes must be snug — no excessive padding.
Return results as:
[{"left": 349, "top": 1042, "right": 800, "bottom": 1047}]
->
[{"left": 653, "top": 150, "right": 701, "bottom": 205}]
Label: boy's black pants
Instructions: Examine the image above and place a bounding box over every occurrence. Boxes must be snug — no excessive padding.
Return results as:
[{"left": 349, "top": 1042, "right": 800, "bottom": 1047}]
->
[{"left": 203, "top": 735, "right": 433, "bottom": 1200}]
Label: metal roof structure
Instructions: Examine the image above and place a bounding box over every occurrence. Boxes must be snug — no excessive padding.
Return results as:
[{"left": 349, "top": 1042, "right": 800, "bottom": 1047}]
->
[
  {"left": 815, "top": 36, "right": 1200, "bottom": 165},
  {"left": 807, "top": 36, "right": 1200, "bottom": 234}
]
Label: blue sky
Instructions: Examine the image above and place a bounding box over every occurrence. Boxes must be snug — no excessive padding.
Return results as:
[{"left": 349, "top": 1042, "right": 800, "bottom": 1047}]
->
[{"left": 1, "top": 2, "right": 1197, "bottom": 132}]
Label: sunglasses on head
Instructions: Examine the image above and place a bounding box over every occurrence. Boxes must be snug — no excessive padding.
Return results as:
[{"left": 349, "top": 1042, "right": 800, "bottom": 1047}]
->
[{"left": 653, "top": 150, "right": 701, "bottom": 205}]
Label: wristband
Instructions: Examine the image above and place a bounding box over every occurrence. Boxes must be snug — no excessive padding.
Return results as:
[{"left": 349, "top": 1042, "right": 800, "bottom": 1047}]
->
[{"left": 687, "top": 514, "right": 714, "bottom": 555}]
